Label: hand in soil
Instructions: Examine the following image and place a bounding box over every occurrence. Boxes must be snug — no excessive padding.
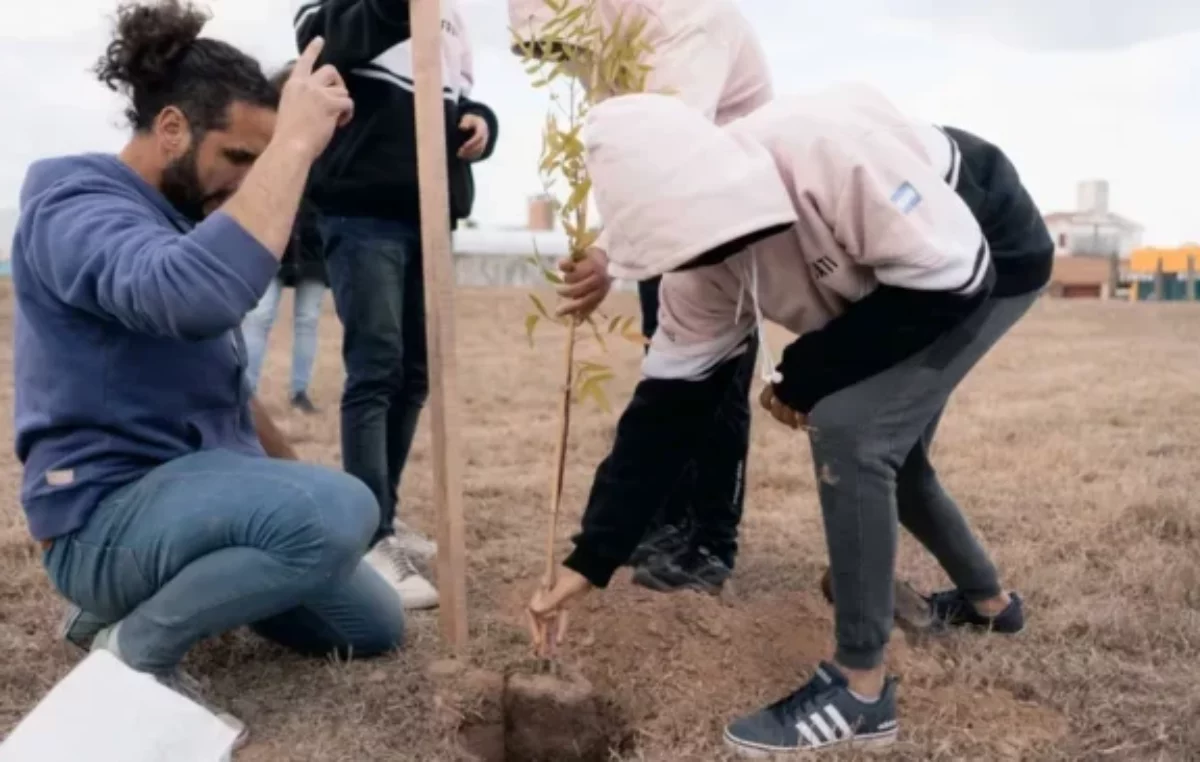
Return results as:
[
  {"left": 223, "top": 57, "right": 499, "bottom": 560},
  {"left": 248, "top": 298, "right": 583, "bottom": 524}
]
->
[{"left": 527, "top": 567, "right": 593, "bottom": 658}]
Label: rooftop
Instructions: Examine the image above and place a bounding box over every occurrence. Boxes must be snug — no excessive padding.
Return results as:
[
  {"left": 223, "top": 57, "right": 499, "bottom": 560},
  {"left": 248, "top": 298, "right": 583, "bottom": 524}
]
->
[{"left": 1043, "top": 210, "right": 1144, "bottom": 232}]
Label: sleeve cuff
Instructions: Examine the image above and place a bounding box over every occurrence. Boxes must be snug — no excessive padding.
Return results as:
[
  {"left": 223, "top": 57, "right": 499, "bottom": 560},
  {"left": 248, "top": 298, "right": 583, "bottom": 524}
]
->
[
  {"left": 190, "top": 212, "right": 280, "bottom": 306},
  {"left": 772, "top": 344, "right": 822, "bottom": 414},
  {"left": 563, "top": 543, "right": 621, "bottom": 588},
  {"left": 460, "top": 99, "right": 499, "bottom": 161}
]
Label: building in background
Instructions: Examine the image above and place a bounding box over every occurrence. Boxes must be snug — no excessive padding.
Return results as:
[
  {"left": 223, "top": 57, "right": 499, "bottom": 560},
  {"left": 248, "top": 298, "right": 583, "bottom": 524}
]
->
[
  {"left": 526, "top": 194, "right": 558, "bottom": 232},
  {"left": 1127, "top": 244, "right": 1200, "bottom": 301},
  {"left": 1048, "top": 255, "right": 1121, "bottom": 299},
  {"left": 1043, "top": 180, "right": 1143, "bottom": 258}
]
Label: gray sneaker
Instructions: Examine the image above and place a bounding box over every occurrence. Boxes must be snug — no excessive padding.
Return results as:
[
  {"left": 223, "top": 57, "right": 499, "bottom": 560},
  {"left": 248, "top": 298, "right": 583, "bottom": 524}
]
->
[{"left": 90, "top": 622, "right": 249, "bottom": 749}]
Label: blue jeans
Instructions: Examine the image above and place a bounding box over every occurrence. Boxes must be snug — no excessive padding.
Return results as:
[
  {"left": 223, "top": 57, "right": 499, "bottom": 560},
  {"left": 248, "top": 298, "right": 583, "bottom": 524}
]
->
[
  {"left": 43, "top": 450, "right": 404, "bottom": 673},
  {"left": 320, "top": 216, "right": 429, "bottom": 544},
  {"left": 242, "top": 277, "right": 326, "bottom": 395}
]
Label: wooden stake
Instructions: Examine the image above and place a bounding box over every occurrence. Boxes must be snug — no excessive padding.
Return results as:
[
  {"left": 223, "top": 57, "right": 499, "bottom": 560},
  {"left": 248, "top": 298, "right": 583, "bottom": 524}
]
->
[
  {"left": 410, "top": 0, "right": 468, "bottom": 651},
  {"left": 543, "top": 321, "right": 578, "bottom": 591}
]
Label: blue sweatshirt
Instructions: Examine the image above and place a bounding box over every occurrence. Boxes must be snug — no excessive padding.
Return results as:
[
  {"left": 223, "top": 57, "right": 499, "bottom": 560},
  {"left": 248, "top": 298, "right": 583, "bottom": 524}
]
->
[{"left": 12, "top": 154, "right": 278, "bottom": 540}]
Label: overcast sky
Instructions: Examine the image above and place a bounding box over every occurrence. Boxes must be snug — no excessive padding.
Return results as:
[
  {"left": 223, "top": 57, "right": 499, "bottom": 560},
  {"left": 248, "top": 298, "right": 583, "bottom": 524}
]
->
[{"left": 2, "top": 1, "right": 1198, "bottom": 245}]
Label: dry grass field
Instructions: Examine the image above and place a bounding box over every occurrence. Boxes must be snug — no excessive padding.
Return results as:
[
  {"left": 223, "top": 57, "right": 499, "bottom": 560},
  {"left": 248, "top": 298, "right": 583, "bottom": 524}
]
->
[{"left": 0, "top": 280, "right": 1198, "bottom": 760}]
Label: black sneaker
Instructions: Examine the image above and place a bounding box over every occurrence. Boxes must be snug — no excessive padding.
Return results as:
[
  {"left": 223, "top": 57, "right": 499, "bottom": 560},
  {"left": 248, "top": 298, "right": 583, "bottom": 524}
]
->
[
  {"left": 928, "top": 589, "right": 1025, "bottom": 634},
  {"left": 724, "top": 662, "right": 898, "bottom": 757},
  {"left": 628, "top": 523, "right": 690, "bottom": 568},
  {"left": 290, "top": 391, "right": 319, "bottom": 414},
  {"left": 631, "top": 546, "right": 731, "bottom": 595}
]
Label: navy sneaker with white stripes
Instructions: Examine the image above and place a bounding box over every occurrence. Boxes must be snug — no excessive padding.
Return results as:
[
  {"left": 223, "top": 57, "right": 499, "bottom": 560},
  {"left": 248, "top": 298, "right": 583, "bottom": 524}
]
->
[{"left": 724, "top": 662, "right": 898, "bottom": 757}]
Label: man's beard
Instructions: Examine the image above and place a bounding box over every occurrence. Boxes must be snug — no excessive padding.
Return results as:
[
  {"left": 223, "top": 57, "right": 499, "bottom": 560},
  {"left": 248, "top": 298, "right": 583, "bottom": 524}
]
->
[{"left": 160, "top": 144, "right": 227, "bottom": 222}]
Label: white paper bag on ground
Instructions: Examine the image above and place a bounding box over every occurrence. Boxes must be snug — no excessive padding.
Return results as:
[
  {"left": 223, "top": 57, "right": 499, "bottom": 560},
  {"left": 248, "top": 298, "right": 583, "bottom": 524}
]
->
[{"left": 0, "top": 650, "right": 238, "bottom": 762}]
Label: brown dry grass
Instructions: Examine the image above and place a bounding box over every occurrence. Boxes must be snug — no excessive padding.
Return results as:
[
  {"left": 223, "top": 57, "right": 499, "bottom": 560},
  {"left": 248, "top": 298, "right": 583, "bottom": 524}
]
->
[{"left": 1, "top": 280, "right": 1198, "bottom": 760}]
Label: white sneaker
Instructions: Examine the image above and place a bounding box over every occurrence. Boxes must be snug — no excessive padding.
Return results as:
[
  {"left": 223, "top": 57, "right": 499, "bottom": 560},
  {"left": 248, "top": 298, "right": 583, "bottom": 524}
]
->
[
  {"left": 366, "top": 537, "right": 440, "bottom": 610},
  {"left": 393, "top": 520, "right": 438, "bottom": 560}
]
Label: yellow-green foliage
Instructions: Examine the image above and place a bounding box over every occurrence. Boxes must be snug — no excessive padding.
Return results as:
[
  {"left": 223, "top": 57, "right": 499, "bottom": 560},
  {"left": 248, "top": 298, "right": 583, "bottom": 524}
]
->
[{"left": 513, "top": 0, "right": 656, "bottom": 411}]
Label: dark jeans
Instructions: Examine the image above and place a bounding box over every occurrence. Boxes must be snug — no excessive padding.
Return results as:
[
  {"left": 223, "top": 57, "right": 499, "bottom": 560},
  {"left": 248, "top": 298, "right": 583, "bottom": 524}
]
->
[
  {"left": 321, "top": 216, "right": 429, "bottom": 545},
  {"left": 43, "top": 450, "right": 404, "bottom": 673},
  {"left": 638, "top": 276, "right": 754, "bottom": 565},
  {"left": 809, "top": 291, "right": 1038, "bottom": 670}
]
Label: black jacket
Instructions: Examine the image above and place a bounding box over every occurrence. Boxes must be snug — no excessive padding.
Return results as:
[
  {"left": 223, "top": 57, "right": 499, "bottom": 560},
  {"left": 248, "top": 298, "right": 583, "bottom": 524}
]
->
[{"left": 294, "top": 0, "right": 499, "bottom": 223}]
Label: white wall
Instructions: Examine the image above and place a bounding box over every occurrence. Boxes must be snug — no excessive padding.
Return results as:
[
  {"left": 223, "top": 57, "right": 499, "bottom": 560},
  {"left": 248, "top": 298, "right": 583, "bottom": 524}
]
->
[{"left": 1047, "top": 219, "right": 1142, "bottom": 257}]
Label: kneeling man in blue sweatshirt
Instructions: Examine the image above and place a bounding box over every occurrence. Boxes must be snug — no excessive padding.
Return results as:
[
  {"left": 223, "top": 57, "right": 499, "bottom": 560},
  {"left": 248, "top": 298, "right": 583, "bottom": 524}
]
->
[{"left": 11, "top": 2, "right": 401, "bottom": 741}]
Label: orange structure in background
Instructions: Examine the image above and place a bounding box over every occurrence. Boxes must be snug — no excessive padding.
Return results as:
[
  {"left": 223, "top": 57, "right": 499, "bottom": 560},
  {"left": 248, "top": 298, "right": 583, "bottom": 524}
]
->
[
  {"left": 1126, "top": 245, "right": 1200, "bottom": 302},
  {"left": 1128, "top": 245, "right": 1200, "bottom": 274}
]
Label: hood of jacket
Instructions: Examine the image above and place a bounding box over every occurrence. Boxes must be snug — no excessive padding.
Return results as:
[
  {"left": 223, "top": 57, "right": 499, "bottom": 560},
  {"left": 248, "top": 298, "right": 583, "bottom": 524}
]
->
[
  {"left": 509, "top": 0, "right": 772, "bottom": 125},
  {"left": 583, "top": 93, "right": 797, "bottom": 281}
]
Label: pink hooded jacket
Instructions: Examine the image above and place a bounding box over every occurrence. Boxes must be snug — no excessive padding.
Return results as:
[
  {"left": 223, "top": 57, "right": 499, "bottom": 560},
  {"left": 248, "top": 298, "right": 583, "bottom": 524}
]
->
[
  {"left": 510, "top": 0, "right": 774, "bottom": 279},
  {"left": 583, "top": 85, "right": 989, "bottom": 390},
  {"left": 508, "top": 0, "right": 772, "bottom": 125}
]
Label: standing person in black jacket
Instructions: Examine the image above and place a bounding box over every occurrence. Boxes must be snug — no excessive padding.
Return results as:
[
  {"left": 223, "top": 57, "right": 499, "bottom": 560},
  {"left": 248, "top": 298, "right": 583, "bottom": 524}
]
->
[{"left": 291, "top": 0, "right": 499, "bottom": 610}]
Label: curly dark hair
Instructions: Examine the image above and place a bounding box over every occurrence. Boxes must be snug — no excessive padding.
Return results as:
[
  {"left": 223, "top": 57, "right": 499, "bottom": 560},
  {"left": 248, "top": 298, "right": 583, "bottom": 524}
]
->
[{"left": 94, "top": 0, "right": 278, "bottom": 134}]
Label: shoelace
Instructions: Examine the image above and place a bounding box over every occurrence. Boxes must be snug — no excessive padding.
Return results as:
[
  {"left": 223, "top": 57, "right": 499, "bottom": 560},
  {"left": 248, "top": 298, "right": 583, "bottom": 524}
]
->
[
  {"left": 384, "top": 541, "right": 420, "bottom": 579},
  {"left": 767, "top": 679, "right": 833, "bottom": 722}
]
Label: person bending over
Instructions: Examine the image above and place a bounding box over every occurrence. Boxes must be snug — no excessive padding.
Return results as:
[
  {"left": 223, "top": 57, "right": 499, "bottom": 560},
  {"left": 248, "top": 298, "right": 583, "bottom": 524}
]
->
[
  {"left": 527, "top": 85, "right": 1052, "bottom": 755},
  {"left": 509, "top": 0, "right": 771, "bottom": 594},
  {"left": 13, "top": 1, "right": 402, "bottom": 744}
]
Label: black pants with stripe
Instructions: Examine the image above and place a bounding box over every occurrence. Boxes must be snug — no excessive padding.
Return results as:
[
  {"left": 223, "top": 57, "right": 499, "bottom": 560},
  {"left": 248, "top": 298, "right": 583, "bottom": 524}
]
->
[{"left": 638, "top": 277, "right": 755, "bottom": 566}]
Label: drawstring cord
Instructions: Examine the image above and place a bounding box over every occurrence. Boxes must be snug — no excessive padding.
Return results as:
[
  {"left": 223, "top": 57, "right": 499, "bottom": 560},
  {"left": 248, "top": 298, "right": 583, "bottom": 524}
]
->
[{"left": 735, "top": 254, "right": 783, "bottom": 385}]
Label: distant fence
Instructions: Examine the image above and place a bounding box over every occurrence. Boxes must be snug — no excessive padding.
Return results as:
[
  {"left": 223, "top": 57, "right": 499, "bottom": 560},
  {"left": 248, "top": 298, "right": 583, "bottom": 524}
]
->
[{"left": 0, "top": 229, "right": 635, "bottom": 290}]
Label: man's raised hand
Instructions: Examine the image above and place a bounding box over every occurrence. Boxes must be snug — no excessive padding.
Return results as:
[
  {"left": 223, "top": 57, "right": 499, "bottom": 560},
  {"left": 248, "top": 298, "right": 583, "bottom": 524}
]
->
[{"left": 275, "top": 38, "right": 355, "bottom": 162}]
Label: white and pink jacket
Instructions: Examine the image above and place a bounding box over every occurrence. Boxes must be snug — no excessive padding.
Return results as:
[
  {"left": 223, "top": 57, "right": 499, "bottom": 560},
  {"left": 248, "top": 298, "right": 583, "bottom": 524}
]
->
[{"left": 583, "top": 85, "right": 994, "bottom": 405}]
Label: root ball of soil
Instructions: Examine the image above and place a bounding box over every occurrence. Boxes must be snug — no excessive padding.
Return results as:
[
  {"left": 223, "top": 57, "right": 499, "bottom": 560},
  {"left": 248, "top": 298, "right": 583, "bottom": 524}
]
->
[{"left": 504, "top": 669, "right": 617, "bottom": 762}]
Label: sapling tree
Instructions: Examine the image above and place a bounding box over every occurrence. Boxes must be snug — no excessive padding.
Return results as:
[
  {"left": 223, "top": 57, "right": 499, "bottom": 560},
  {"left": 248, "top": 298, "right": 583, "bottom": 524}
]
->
[{"left": 512, "top": 0, "right": 657, "bottom": 650}]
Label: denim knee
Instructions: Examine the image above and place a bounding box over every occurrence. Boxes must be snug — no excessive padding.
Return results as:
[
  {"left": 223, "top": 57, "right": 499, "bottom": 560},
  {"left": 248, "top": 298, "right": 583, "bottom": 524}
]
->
[
  {"left": 317, "top": 474, "right": 379, "bottom": 567},
  {"left": 273, "top": 470, "right": 378, "bottom": 576},
  {"left": 358, "top": 593, "right": 406, "bottom": 657}
]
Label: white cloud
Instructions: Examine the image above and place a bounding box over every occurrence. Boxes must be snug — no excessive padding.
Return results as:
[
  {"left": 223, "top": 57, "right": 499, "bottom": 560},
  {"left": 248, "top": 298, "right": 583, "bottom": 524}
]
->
[{"left": 1, "top": 0, "right": 1197, "bottom": 246}]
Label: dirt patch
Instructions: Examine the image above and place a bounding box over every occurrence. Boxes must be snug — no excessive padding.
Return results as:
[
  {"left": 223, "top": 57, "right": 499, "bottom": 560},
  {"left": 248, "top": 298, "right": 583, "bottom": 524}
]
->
[
  {"left": 505, "top": 666, "right": 624, "bottom": 762},
  {"left": 427, "top": 658, "right": 626, "bottom": 762},
  {"left": 2, "top": 285, "right": 1200, "bottom": 759}
]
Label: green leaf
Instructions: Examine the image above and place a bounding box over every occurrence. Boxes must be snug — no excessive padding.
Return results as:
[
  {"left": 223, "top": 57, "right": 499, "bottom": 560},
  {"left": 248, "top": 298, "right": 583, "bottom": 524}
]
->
[
  {"left": 528, "top": 293, "right": 552, "bottom": 319},
  {"left": 586, "top": 315, "right": 608, "bottom": 351},
  {"left": 525, "top": 313, "right": 539, "bottom": 346}
]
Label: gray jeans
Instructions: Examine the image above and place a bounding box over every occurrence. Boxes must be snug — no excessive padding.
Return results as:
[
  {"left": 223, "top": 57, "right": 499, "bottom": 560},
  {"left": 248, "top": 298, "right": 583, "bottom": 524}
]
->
[{"left": 808, "top": 291, "right": 1038, "bottom": 670}]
